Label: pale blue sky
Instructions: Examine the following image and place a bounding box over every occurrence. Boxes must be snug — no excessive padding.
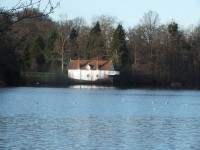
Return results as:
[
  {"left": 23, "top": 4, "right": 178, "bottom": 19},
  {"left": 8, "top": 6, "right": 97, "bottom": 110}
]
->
[{"left": 1, "top": 0, "right": 200, "bottom": 28}]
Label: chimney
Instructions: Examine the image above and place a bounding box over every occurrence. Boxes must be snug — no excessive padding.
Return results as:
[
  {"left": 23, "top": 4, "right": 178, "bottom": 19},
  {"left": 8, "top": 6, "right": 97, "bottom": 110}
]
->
[
  {"left": 77, "top": 58, "right": 80, "bottom": 69},
  {"left": 96, "top": 57, "right": 99, "bottom": 70}
]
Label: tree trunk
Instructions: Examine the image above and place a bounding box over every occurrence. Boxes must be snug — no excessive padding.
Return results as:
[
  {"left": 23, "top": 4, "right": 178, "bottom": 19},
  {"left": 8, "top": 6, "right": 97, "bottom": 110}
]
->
[
  {"left": 61, "top": 47, "right": 64, "bottom": 73},
  {"left": 134, "top": 45, "right": 137, "bottom": 66}
]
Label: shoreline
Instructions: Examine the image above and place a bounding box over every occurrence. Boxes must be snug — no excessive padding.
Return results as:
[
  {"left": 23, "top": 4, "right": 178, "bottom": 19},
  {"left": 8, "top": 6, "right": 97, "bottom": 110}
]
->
[{"left": 2, "top": 81, "right": 200, "bottom": 90}]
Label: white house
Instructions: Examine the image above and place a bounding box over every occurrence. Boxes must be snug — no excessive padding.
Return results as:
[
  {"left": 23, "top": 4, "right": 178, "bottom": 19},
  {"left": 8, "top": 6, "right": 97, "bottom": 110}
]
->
[{"left": 67, "top": 59, "right": 120, "bottom": 83}]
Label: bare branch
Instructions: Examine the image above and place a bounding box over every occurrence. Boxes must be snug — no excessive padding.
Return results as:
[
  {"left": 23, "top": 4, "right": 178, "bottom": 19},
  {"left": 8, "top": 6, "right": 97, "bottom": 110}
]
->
[{"left": 0, "top": 0, "right": 59, "bottom": 33}]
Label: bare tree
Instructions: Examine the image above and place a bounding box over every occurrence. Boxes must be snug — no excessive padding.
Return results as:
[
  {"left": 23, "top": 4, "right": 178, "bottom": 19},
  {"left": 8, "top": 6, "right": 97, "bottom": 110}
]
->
[
  {"left": 127, "top": 26, "right": 143, "bottom": 72},
  {"left": 73, "top": 17, "right": 86, "bottom": 33},
  {"left": 139, "top": 10, "right": 161, "bottom": 77},
  {"left": 56, "top": 16, "right": 74, "bottom": 72},
  {"left": 186, "top": 24, "right": 200, "bottom": 82}
]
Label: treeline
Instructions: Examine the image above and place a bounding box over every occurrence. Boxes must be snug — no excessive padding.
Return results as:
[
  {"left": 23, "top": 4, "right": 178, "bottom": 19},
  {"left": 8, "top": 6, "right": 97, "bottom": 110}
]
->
[{"left": 1, "top": 6, "right": 200, "bottom": 87}]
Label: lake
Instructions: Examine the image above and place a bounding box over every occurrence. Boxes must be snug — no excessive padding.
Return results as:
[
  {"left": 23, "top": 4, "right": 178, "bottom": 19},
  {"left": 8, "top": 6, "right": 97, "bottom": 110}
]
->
[{"left": 0, "top": 86, "right": 200, "bottom": 149}]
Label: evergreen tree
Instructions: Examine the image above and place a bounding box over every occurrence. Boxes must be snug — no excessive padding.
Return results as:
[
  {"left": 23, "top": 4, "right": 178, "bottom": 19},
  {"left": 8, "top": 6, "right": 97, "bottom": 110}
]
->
[
  {"left": 45, "top": 30, "right": 57, "bottom": 54},
  {"left": 168, "top": 21, "right": 178, "bottom": 36},
  {"left": 111, "top": 24, "right": 129, "bottom": 71},
  {"left": 44, "top": 30, "right": 57, "bottom": 71},
  {"left": 87, "top": 22, "right": 104, "bottom": 59},
  {"left": 69, "top": 27, "right": 78, "bottom": 40},
  {"left": 20, "top": 45, "right": 30, "bottom": 71},
  {"left": 167, "top": 21, "right": 192, "bottom": 82},
  {"left": 45, "top": 30, "right": 57, "bottom": 60},
  {"left": 69, "top": 27, "right": 79, "bottom": 58},
  {"left": 31, "top": 34, "right": 45, "bottom": 71}
]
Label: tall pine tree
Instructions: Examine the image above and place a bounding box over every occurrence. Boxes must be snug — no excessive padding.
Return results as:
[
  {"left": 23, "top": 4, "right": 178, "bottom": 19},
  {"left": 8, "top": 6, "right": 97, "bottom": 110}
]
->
[
  {"left": 31, "top": 34, "right": 45, "bottom": 71},
  {"left": 45, "top": 30, "right": 57, "bottom": 59},
  {"left": 111, "top": 24, "right": 129, "bottom": 72},
  {"left": 87, "top": 22, "right": 104, "bottom": 59},
  {"left": 69, "top": 27, "right": 79, "bottom": 58},
  {"left": 44, "top": 30, "right": 58, "bottom": 72}
]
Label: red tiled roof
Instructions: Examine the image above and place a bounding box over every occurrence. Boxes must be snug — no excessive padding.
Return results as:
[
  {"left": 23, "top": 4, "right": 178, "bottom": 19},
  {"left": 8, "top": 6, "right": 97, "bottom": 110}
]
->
[{"left": 68, "top": 60, "right": 113, "bottom": 70}]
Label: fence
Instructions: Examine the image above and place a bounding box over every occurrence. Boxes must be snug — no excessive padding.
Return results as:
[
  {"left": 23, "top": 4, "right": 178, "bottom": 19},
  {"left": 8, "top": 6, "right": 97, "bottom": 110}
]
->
[{"left": 21, "top": 72, "right": 58, "bottom": 82}]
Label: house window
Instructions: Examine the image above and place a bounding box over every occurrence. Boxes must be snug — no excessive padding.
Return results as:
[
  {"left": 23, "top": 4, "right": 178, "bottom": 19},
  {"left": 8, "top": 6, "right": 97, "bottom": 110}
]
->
[{"left": 87, "top": 74, "right": 89, "bottom": 77}]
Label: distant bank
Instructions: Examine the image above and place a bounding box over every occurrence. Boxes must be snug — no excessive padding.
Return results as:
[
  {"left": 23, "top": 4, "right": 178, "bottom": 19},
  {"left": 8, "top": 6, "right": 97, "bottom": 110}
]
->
[
  {"left": 10, "top": 72, "right": 197, "bottom": 89},
  {"left": 1, "top": 71, "right": 199, "bottom": 90}
]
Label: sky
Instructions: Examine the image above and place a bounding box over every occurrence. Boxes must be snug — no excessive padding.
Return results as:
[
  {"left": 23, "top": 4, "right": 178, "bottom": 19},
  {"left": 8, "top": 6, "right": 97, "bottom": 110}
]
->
[{"left": 1, "top": 0, "right": 200, "bottom": 29}]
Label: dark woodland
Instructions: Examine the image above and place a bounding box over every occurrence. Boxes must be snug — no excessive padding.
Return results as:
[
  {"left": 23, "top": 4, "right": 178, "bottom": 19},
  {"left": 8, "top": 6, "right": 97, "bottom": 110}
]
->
[{"left": 1, "top": 1, "right": 200, "bottom": 88}]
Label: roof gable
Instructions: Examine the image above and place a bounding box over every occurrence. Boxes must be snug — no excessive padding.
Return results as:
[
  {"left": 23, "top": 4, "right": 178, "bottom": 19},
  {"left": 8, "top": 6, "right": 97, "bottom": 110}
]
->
[{"left": 68, "top": 60, "right": 113, "bottom": 70}]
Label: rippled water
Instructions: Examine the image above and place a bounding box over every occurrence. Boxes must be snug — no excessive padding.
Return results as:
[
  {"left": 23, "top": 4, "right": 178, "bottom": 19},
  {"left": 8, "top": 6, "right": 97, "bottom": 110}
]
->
[{"left": 1, "top": 86, "right": 200, "bottom": 149}]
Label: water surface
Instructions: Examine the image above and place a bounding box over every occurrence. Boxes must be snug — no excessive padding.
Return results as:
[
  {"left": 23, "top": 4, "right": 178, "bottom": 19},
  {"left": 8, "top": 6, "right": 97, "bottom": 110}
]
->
[{"left": 0, "top": 86, "right": 200, "bottom": 149}]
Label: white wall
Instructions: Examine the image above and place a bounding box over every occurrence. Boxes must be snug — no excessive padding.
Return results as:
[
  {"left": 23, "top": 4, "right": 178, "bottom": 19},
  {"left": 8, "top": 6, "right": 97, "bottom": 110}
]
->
[
  {"left": 68, "top": 69, "right": 112, "bottom": 81},
  {"left": 68, "top": 63, "right": 119, "bottom": 82}
]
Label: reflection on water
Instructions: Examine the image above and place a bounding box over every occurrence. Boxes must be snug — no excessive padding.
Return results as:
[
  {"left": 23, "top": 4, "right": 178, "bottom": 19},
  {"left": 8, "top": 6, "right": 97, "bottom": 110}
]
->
[
  {"left": 68, "top": 85, "right": 115, "bottom": 89},
  {"left": 1, "top": 87, "right": 200, "bottom": 149}
]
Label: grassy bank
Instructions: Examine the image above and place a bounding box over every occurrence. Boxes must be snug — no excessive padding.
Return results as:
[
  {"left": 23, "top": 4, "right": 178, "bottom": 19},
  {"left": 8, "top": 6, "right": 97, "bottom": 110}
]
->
[
  {"left": 20, "top": 72, "right": 112, "bottom": 86},
  {"left": 21, "top": 72, "right": 69, "bottom": 86},
  {"left": 21, "top": 72, "right": 57, "bottom": 82}
]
